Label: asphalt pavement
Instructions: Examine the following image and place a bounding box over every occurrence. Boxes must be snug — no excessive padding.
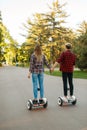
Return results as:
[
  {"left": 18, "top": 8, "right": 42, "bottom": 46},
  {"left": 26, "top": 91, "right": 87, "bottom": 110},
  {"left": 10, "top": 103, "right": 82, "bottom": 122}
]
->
[{"left": 0, "top": 66, "right": 87, "bottom": 130}]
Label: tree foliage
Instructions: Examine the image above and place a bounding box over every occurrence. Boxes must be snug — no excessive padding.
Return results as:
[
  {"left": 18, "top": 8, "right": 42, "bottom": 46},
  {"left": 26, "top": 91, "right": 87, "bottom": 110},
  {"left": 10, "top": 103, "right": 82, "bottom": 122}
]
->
[
  {"left": 22, "top": 0, "right": 75, "bottom": 63},
  {"left": 0, "top": 11, "right": 18, "bottom": 65},
  {"left": 75, "top": 21, "right": 87, "bottom": 70},
  {"left": 1, "top": 1, "right": 87, "bottom": 69}
]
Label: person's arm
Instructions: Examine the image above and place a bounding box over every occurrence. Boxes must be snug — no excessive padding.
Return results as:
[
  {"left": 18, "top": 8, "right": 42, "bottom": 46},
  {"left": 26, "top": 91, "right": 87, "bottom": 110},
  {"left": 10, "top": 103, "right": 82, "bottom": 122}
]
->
[
  {"left": 28, "top": 54, "right": 33, "bottom": 78},
  {"left": 73, "top": 54, "right": 76, "bottom": 71},
  {"left": 28, "top": 72, "right": 31, "bottom": 78},
  {"left": 51, "top": 62, "right": 58, "bottom": 72},
  {"left": 52, "top": 62, "right": 58, "bottom": 69},
  {"left": 44, "top": 55, "right": 51, "bottom": 69}
]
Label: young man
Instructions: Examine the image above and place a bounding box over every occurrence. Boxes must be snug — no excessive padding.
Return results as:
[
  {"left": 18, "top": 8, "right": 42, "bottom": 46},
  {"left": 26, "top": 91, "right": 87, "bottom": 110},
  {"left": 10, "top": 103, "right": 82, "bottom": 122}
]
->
[{"left": 51, "top": 43, "right": 76, "bottom": 102}]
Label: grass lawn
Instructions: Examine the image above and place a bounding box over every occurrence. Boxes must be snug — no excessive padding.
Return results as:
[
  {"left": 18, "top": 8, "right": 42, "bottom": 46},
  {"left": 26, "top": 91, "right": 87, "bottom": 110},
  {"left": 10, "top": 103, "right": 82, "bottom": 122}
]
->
[{"left": 45, "top": 70, "right": 87, "bottom": 79}]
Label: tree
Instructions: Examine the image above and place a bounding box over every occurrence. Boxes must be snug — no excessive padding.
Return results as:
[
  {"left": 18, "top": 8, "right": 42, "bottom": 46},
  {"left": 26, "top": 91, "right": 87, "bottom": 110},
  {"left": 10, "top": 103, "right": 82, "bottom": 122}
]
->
[
  {"left": 75, "top": 21, "right": 87, "bottom": 70},
  {"left": 22, "top": 0, "right": 73, "bottom": 63},
  {"left": 0, "top": 11, "right": 4, "bottom": 64},
  {"left": 0, "top": 11, "right": 18, "bottom": 65}
]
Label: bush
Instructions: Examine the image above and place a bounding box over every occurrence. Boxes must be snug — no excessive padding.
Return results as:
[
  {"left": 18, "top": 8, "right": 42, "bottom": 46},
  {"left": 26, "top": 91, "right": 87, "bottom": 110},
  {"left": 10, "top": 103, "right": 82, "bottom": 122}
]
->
[{"left": 0, "top": 62, "right": 2, "bottom": 67}]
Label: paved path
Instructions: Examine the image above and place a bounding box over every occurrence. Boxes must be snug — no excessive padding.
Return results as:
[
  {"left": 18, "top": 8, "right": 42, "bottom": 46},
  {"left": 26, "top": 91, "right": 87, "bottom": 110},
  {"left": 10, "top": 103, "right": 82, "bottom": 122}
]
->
[{"left": 0, "top": 66, "right": 87, "bottom": 130}]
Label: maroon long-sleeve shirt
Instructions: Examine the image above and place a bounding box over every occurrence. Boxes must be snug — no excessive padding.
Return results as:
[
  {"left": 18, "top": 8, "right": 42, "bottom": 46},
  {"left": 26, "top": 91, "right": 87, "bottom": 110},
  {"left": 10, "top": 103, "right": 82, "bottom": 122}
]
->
[{"left": 56, "top": 50, "right": 76, "bottom": 72}]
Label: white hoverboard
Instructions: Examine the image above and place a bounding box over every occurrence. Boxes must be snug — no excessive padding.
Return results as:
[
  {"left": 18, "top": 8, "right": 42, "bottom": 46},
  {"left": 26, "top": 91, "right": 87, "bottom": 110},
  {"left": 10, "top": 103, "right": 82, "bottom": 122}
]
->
[
  {"left": 27, "top": 87, "right": 48, "bottom": 110},
  {"left": 58, "top": 96, "right": 77, "bottom": 106},
  {"left": 58, "top": 88, "right": 77, "bottom": 106},
  {"left": 27, "top": 98, "right": 48, "bottom": 110}
]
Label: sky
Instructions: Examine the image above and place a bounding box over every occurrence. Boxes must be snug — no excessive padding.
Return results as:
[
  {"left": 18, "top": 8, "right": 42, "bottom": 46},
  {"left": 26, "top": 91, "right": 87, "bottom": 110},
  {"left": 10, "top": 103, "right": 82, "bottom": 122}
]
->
[{"left": 0, "top": 0, "right": 87, "bottom": 44}]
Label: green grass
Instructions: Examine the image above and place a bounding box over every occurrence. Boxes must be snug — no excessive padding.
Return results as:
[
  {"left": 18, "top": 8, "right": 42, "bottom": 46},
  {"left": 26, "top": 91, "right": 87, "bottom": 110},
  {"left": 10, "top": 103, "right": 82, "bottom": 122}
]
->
[{"left": 45, "top": 70, "right": 87, "bottom": 79}]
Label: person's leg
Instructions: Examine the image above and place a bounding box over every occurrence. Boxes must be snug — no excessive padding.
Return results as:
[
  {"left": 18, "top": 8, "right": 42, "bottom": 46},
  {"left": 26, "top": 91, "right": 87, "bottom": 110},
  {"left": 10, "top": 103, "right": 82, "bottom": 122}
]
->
[
  {"left": 67, "top": 72, "right": 73, "bottom": 96},
  {"left": 62, "top": 72, "right": 68, "bottom": 96},
  {"left": 38, "top": 73, "right": 44, "bottom": 98},
  {"left": 32, "top": 73, "right": 38, "bottom": 99}
]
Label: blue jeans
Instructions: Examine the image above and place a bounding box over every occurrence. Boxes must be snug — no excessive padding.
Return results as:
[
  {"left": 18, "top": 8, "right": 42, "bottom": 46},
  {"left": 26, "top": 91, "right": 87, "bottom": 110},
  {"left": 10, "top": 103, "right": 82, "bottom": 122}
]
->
[{"left": 32, "top": 73, "right": 44, "bottom": 99}]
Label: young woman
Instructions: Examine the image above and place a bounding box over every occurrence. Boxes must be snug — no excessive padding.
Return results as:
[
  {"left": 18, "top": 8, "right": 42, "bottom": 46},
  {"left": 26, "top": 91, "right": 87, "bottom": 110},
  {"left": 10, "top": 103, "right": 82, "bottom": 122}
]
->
[{"left": 28, "top": 44, "right": 51, "bottom": 104}]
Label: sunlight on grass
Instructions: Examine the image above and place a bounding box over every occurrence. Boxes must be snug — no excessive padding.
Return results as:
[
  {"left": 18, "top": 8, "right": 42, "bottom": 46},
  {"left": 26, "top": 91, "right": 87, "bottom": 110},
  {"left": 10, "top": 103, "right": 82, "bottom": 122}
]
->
[{"left": 45, "top": 70, "right": 87, "bottom": 79}]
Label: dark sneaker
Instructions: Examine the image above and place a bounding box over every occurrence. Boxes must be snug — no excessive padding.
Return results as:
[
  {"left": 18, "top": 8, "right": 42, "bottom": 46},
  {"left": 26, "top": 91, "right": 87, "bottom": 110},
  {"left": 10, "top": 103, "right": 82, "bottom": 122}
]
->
[
  {"left": 33, "top": 99, "right": 38, "bottom": 105},
  {"left": 39, "top": 99, "right": 44, "bottom": 104}
]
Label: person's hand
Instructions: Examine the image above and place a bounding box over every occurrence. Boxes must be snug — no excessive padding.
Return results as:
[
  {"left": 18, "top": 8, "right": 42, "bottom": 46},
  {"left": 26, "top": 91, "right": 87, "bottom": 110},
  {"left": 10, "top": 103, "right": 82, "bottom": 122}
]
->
[
  {"left": 50, "top": 67, "right": 54, "bottom": 73},
  {"left": 28, "top": 72, "right": 31, "bottom": 78}
]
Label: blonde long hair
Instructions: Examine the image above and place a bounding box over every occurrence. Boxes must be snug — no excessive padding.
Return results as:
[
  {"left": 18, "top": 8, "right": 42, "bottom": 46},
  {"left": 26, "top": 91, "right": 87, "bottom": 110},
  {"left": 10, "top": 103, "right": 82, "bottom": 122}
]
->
[{"left": 34, "top": 44, "right": 43, "bottom": 62}]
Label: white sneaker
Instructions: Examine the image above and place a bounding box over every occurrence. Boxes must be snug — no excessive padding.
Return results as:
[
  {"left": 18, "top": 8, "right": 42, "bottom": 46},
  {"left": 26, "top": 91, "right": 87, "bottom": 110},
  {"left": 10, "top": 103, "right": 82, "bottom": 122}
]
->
[
  {"left": 70, "top": 95, "right": 75, "bottom": 100},
  {"left": 67, "top": 96, "right": 69, "bottom": 99},
  {"left": 72, "top": 95, "right": 76, "bottom": 100},
  {"left": 62, "top": 96, "right": 68, "bottom": 102}
]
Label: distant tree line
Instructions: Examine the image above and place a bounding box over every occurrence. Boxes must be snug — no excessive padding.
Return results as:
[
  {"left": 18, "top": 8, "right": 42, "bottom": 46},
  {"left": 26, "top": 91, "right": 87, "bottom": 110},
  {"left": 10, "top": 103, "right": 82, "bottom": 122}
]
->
[{"left": 0, "top": 0, "right": 87, "bottom": 70}]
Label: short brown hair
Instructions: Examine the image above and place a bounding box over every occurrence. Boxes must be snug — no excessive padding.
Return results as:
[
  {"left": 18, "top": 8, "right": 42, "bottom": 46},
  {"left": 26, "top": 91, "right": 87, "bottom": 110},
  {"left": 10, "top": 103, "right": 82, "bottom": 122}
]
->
[{"left": 65, "top": 43, "right": 72, "bottom": 49}]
